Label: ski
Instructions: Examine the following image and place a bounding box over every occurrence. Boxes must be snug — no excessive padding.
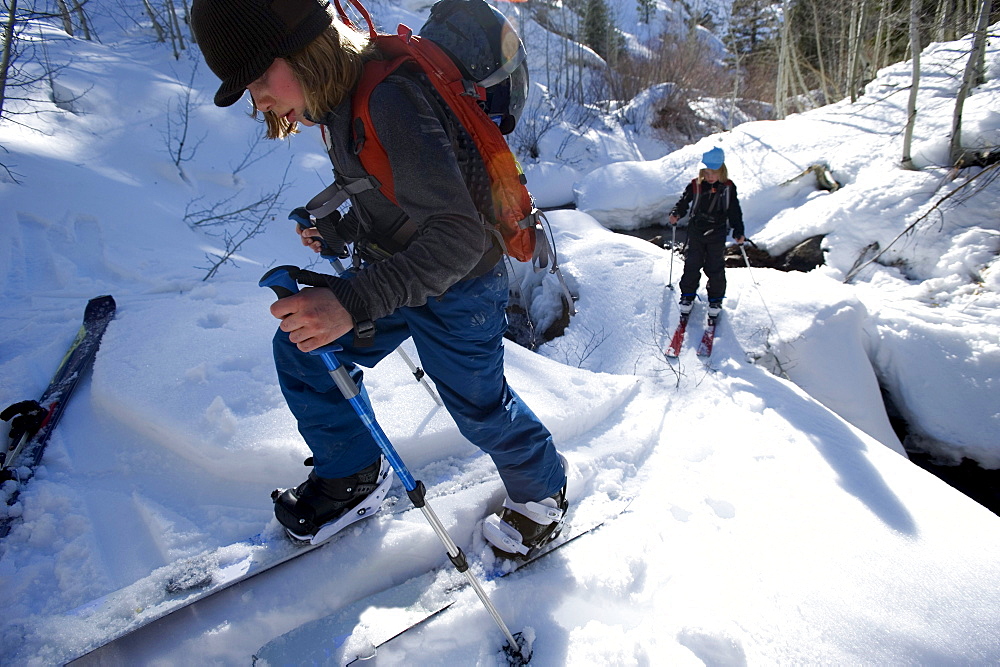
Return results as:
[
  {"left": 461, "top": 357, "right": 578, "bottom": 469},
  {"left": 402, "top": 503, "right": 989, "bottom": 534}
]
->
[
  {"left": 1, "top": 295, "right": 116, "bottom": 539},
  {"left": 64, "top": 521, "right": 357, "bottom": 660},
  {"left": 252, "top": 495, "right": 634, "bottom": 666},
  {"left": 664, "top": 314, "right": 689, "bottom": 358},
  {"left": 59, "top": 464, "right": 505, "bottom": 663},
  {"left": 696, "top": 316, "right": 718, "bottom": 357}
]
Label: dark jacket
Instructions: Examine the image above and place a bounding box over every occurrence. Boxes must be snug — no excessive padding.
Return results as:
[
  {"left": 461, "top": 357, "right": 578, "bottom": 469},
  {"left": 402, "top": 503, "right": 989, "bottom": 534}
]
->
[
  {"left": 671, "top": 178, "right": 745, "bottom": 240},
  {"left": 311, "top": 71, "right": 497, "bottom": 326}
]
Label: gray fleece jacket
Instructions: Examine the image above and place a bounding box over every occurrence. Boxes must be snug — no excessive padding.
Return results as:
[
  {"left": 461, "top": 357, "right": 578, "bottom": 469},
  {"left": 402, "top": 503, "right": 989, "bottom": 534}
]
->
[{"left": 310, "top": 70, "right": 497, "bottom": 329}]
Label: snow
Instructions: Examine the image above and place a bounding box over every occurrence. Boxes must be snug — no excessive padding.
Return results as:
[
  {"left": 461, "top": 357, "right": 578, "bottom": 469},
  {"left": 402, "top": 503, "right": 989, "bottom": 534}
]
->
[{"left": 1, "top": 8, "right": 999, "bottom": 666}]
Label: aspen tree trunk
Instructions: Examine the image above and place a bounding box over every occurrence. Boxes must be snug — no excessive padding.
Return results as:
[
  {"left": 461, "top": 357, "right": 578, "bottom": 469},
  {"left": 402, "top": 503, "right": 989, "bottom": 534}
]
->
[
  {"left": 167, "top": 0, "right": 186, "bottom": 53},
  {"left": 775, "top": 0, "right": 792, "bottom": 117},
  {"left": 72, "top": 0, "right": 91, "bottom": 40},
  {"left": 933, "top": 0, "right": 951, "bottom": 41},
  {"left": 0, "top": 0, "right": 17, "bottom": 118},
  {"left": 810, "top": 0, "right": 834, "bottom": 103},
  {"left": 871, "top": 0, "right": 887, "bottom": 73},
  {"left": 55, "top": 0, "right": 74, "bottom": 35},
  {"left": 900, "top": 0, "right": 920, "bottom": 170},
  {"left": 724, "top": 20, "right": 741, "bottom": 130},
  {"left": 846, "top": 0, "right": 869, "bottom": 102},
  {"left": 163, "top": 0, "right": 185, "bottom": 58},
  {"left": 836, "top": 8, "right": 849, "bottom": 96},
  {"left": 949, "top": 0, "right": 992, "bottom": 164},
  {"left": 144, "top": 0, "right": 166, "bottom": 43},
  {"left": 0, "top": 0, "right": 16, "bottom": 116}
]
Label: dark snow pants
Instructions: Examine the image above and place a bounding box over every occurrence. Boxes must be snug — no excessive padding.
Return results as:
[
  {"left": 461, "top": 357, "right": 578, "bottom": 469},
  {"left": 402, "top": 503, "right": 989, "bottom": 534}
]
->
[
  {"left": 272, "top": 262, "right": 567, "bottom": 504},
  {"left": 680, "top": 224, "right": 728, "bottom": 302}
]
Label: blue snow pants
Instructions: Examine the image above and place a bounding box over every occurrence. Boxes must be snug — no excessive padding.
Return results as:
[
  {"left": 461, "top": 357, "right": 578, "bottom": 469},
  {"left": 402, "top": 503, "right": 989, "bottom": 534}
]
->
[{"left": 272, "top": 263, "right": 566, "bottom": 504}]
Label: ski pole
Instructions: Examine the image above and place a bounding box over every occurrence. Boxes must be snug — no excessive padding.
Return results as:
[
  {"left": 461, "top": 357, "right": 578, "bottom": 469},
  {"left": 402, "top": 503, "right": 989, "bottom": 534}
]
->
[
  {"left": 393, "top": 349, "right": 443, "bottom": 405},
  {"left": 260, "top": 266, "right": 525, "bottom": 660},
  {"left": 738, "top": 242, "right": 782, "bottom": 340},
  {"left": 666, "top": 222, "right": 677, "bottom": 290},
  {"left": 289, "top": 209, "right": 443, "bottom": 406}
]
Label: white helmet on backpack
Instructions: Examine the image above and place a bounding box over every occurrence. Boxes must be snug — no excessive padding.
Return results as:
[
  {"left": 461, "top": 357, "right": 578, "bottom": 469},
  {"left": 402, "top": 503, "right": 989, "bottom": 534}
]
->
[{"left": 420, "top": 0, "right": 529, "bottom": 134}]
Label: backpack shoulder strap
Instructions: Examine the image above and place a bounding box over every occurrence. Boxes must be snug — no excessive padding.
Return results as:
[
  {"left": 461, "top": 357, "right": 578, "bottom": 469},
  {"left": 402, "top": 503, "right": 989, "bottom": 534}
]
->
[
  {"left": 690, "top": 178, "right": 701, "bottom": 212},
  {"left": 351, "top": 51, "right": 411, "bottom": 205}
]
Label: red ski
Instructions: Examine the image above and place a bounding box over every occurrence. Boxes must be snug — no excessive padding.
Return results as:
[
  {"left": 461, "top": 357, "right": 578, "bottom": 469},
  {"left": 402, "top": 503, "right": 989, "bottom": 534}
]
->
[
  {"left": 696, "top": 317, "right": 718, "bottom": 357},
  {"left": 664, "top": 314, "right": 689, "bottom": 358}
]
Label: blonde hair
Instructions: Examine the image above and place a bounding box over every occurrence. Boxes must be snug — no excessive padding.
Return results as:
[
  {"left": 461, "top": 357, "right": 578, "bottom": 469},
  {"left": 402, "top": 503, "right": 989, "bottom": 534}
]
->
[
  {"left": 698, "top": 164, "right": 729, "bottom": 183},
  {"left": 255, "top": 20, "right": 377, "bottom": 139}
]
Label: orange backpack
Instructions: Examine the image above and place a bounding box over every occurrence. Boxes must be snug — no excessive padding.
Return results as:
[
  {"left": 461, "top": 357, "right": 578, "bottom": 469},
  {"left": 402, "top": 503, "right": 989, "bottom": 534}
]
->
[{"left": 333, "top": 0, "right": 542, "bottom": 263}]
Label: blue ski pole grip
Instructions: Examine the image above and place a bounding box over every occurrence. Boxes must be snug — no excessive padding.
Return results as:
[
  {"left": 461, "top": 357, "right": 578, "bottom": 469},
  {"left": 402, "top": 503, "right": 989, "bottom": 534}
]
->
[
  {"left": 259, "top": 265, "right": 301, "bottom": 299},
  {"left": 288, "top": 207, "right": 312, "bottom": 229}
]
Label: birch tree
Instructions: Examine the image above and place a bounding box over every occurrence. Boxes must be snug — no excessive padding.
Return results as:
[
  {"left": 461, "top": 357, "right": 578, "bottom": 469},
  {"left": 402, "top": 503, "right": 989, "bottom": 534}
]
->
[
  {"left": 948, "top": 0, "right": 992, "bottom": 166},
  {"left": 900, "top": 0, "right": 921, "bottom": 170}
]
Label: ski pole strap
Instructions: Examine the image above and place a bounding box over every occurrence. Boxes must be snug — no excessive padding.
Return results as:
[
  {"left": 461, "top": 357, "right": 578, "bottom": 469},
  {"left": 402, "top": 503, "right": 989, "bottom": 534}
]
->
[{"left": 305, "top": 174, "right": 380, "bottom": 220}]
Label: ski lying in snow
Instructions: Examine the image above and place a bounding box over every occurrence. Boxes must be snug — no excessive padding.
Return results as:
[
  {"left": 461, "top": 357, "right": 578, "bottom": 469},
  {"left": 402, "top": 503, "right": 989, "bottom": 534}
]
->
[
  {"left": 59, "top": 466, "right": 504, "bottom": 663},
  {"left": 696, "top": 315, "right": 718, "bottom": 357},
  {"left": 664, "top": 313, "right": 689, "bottom": 358},
  {"left": 252, "top": 495, "right": 634, "bottom": 666},
  {"left": 64, "top": 522, "right": 351, "bottom": 661},
  {"left": 1, "top": 295, "right": 116, "bottom": 539}
]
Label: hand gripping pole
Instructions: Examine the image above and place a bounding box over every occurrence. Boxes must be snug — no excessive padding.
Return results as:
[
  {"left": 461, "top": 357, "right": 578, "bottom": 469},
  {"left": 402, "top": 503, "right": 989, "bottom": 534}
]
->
[
  {"left": 259, "top": 266, "right": 524, "bottom": 659},
  {"left": 287, "top": 210, "right": 443, "bottom": 406}
]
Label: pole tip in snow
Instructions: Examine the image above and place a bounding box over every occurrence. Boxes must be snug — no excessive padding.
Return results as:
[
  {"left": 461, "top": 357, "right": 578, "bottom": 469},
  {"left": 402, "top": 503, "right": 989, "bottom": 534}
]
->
[{"left": 502, "top": 630, "right": 533, "bottom": 666}]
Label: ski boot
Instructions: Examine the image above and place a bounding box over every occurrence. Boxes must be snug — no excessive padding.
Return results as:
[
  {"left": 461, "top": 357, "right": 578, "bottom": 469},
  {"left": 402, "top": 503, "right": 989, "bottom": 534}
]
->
[
  {"left": 272, "top": 456, "right": 393, "bottom": 545},
  {"left": 679, "top": 294, "right": 695, "bottom": 315},
  {"left": 483, "top": 483, "right": 568, "bottom": 560},
  {"left": 707, "top": 298, "right": 723, "bottom": 320}
]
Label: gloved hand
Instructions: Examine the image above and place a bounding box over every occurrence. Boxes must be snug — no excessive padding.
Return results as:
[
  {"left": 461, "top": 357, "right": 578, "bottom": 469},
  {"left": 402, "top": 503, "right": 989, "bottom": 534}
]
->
[
  {"left": 1, "top": 400, "right": 46, "bottom": 446},
  {"left": 288, "top": 207, "right": 349, "bottom": 259}
]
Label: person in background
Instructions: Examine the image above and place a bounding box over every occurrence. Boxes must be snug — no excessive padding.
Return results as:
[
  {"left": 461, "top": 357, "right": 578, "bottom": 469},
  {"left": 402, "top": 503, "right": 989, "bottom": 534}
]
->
[
  {"left": 668, "top": 147, "right": 746, "bottom": 318},
  {"left": 189, "top": 0, "right": 567, "bottom": 559}
]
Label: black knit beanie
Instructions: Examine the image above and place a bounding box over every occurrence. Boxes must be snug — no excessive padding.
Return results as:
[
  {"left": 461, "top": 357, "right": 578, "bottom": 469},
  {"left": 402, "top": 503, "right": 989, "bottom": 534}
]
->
[{"left": 191, "top": 0, "right": 334, "bottom": 107}]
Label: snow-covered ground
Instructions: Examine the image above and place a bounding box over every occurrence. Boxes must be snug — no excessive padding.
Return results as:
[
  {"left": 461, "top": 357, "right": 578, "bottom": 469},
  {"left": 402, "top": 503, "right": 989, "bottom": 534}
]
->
[{"left": 0, "top": 6, "right": 998, "bottom": 665}]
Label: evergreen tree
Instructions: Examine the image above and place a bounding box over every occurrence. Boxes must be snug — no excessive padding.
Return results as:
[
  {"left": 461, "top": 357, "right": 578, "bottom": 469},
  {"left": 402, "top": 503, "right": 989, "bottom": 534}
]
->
[
  {"left": 726, "top": 0, "right": 778, "bottom": 56},
  {"left": 583, "top": 0, "right": 616, "bottom": 61},
  {"left": 637, "top": 0, "right": 656, "bottom": 24}
]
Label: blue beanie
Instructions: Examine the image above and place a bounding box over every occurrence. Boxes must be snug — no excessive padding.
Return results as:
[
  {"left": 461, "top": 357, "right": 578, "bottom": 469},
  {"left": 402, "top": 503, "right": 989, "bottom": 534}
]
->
[{"left": 702, "top": 147, "right": 725, "bottom": 169}]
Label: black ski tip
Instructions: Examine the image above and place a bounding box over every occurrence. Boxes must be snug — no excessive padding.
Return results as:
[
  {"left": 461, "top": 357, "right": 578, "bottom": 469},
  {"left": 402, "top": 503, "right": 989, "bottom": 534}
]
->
[
  {"left": 85, "top": 295, "right": 116, "bottom": 322},
  {"left": 502, "top": 630, "right": 533, "bottom": 666}
]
